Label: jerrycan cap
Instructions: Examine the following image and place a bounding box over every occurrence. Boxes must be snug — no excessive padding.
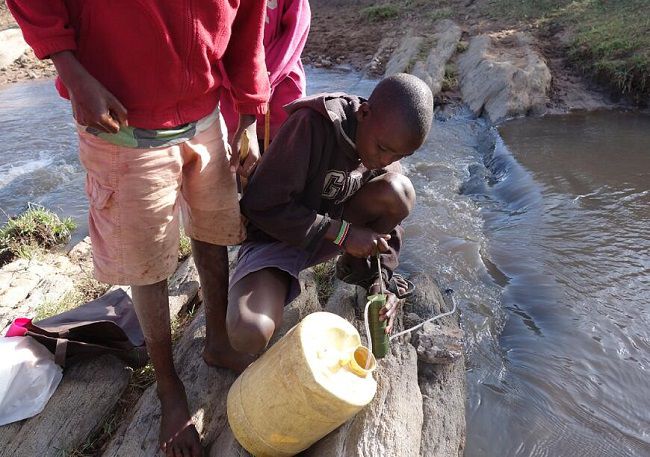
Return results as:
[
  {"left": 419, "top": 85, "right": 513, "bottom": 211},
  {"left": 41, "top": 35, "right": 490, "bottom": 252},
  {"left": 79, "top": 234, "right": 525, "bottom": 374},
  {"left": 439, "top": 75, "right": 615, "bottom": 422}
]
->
[{"left": 344, "top": 345, "right": 376, "bottom": 377}]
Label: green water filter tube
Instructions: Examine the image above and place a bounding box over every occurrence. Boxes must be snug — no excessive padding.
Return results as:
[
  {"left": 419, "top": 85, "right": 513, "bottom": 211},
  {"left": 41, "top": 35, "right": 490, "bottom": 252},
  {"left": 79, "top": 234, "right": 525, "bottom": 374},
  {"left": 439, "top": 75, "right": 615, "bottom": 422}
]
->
[{"left": 367, "top": 293, "right": 390, "bottom": 358}]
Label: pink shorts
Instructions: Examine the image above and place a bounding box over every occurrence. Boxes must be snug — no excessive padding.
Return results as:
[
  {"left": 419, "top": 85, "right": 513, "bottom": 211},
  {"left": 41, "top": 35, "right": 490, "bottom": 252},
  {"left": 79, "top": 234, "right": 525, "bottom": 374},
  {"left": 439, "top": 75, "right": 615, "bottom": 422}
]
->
[{"left": 78, "top": 115, "right": 244, "bottom": 286}]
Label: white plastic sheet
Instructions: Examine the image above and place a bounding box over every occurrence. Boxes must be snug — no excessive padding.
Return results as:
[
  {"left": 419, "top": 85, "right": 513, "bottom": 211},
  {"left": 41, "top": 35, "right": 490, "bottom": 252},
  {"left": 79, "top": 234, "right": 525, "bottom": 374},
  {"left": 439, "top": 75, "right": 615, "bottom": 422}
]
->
[{"left": 0, "top": 336, "right": 63, "bottom": 426}]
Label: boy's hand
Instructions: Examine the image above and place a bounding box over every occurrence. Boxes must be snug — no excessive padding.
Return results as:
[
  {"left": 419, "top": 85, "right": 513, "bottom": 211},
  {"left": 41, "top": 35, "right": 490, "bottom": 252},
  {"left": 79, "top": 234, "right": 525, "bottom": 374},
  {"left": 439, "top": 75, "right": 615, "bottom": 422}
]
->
[
  {"left": 368, "top": 283, "right": 401, "bottom": 334},
  {"left": 230, "top": 115, "right": 260, "bottom": 177},
  {"left": 342, "top": 225, "right": 391, "bottom": 258},
  {"left": 51, "top": 51, "right": 127, "bottom": 134}
]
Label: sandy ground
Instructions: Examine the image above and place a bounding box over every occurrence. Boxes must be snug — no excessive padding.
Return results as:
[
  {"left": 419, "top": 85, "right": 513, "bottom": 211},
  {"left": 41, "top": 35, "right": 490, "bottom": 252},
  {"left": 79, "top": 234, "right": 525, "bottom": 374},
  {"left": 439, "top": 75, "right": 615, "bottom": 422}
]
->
[{"left": 0, "top": 5, "right": 56, "bottom": 85}]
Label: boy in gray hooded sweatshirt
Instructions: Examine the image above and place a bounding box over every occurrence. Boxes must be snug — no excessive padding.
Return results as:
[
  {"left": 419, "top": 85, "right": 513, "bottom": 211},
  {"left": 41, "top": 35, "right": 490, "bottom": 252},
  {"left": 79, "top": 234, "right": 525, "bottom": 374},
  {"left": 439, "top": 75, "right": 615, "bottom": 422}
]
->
[{"left": 227, "top": 73, "right": 434, "bottom": 357}]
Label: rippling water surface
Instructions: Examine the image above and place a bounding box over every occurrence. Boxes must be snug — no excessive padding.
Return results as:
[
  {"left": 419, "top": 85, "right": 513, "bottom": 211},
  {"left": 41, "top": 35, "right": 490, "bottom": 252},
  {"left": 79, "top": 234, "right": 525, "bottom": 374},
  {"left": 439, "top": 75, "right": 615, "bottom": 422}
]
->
[
  {"left": 1, "top": 71, "right": 648, "bottom": 456},
  {"left": 466, "top": 113, "right": 650, "bottom": 457}
]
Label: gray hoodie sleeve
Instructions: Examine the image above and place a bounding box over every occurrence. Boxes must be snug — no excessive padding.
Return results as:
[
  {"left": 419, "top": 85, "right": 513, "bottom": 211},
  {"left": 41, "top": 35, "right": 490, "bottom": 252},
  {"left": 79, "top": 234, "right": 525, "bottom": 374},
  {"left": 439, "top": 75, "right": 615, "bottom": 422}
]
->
[{"left": 240, "top": 109, "right": 331, "bottom": 250}]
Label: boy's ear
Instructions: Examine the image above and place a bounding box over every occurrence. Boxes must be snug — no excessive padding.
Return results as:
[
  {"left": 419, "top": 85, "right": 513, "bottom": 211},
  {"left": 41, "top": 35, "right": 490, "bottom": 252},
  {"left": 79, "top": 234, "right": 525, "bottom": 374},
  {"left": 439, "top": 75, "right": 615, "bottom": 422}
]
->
[{"left": 356, "top": 102, "right": 371, "bottom": 122}]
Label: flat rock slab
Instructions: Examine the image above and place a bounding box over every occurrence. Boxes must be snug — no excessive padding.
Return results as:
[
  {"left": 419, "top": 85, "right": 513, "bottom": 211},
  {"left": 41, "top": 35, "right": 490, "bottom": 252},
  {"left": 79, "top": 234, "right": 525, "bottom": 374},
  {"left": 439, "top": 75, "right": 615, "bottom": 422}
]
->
[
  {"left": 384, "top": 33, "right": 424, "bottom": 76},
  {"left": 102, "top": 308, "right": 237, "bottom": 457},
  {"left": 105, "top": 270, "right": 321, "bottom": 457},
  {"left": 0, "top": 355, "right": 131, "bottom": 457},
  {"left": 0, "top": 28, "right": 28, "bottom": 70},
  {"left": 412, "top": 19, "right": 462, "bottom": 95},
  {"left": 459, "top": 31, "right": 551, "bottom": 123},
  {"left": 0, "top": 257, "right": 77, "bottom": 333},
  {"left": 0, "top": 253, "right": 202, "bottom": 456},
  {"left": 407, "top": 274, "right": 466, "bottom": 457},
  {"left": 302, "top": 281, "right": 424, "bottom": 457}
]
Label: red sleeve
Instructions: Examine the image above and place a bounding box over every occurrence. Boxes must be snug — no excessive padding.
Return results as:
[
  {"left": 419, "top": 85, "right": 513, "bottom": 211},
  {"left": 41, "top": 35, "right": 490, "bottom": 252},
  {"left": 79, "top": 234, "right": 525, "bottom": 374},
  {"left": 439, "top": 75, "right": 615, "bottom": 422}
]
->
[
  {"left": 264, "top": 0, "right": 310, "bottom": 88},
  {"left": 222, "top": 0, "right": 271, "bottom": 116},
  {"left": 6, "top": 0, "right": 76, "bottom": 59}
]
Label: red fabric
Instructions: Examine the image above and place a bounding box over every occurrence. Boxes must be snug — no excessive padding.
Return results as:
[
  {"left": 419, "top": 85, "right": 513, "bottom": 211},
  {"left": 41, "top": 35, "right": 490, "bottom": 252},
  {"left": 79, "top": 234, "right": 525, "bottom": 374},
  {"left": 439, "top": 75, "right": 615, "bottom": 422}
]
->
[
  {"left": 5, "top": 318, "right": 32, "bottom": 337},
  {"left": 6, "top": 0, "right": 270, "bottom": 129},
  {"left": 221, "top": 0, "right": 310, "bottom": 140}
]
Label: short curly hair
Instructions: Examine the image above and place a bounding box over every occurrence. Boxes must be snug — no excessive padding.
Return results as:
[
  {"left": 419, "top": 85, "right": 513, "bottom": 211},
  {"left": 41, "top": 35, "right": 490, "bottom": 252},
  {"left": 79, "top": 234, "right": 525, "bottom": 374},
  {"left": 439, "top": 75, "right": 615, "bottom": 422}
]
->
[{"left": 368, "top": 73, "right": 434, "bottom": 144}]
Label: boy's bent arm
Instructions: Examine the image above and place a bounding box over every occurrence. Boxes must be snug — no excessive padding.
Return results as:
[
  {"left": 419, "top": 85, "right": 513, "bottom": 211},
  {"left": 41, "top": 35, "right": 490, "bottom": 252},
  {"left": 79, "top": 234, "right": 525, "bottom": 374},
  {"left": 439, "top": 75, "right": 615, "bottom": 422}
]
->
[
  {"left": 240, "top": 109, "right": 330, "bottom": 250},
  {"left": 6, "top": 0, "right": 76, "bottom": 60}
]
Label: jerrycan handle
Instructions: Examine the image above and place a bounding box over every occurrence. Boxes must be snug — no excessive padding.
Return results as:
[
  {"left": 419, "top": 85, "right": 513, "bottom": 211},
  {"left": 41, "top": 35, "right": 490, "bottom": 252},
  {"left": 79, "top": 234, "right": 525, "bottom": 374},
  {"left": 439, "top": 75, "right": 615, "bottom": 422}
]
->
[{"left": 342, "top": 345, "right": 376, "bottom": 377}]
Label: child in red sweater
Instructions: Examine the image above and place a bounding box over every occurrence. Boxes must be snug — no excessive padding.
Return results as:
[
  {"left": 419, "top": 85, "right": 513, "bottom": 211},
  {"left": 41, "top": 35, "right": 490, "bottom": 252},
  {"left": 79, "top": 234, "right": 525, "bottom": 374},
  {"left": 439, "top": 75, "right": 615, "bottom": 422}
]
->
[{"left": 7, "top": 1, "right": 270, "bottom": 456}]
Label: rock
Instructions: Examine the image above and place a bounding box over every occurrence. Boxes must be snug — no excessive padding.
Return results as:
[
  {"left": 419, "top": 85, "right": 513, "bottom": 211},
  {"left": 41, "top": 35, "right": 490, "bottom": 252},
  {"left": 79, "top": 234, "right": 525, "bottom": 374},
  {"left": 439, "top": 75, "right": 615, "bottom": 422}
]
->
[
  {"left": 419, "top": 361, "right": 466, "bottom": 457},
  {"left": 104, "top": 270, "right": 321, "bottom": 457},
  {"left": 411, "top": 20, "right": 463, "bottom": 96},
  {"left": 0, "top": 248, "right": 206, "bottom": 456},
  {"left": 412, "top": 322, "right": 464, "bottom": 365},
  {"left": 0, "top": 257, "right": 78, "bottom": 332},
  {"left": 309, "top": 274, "right": 466, "bottom": 457},
  {"left": 458, "top": 31, "right": 552, "bottom": 123},
  {"left": 365, "top": 37, "right": 396, "bottom": 75},
  {"left": 384, "top": 33, "right": 424, "bottom": 76},
  {"left": 210, "top": 427, "right": 252, "bottom": 457},
  {"left": 101, "top": 308, "right": 238, "bottom": 457},
  {"left": 408, "top": 274, "right": 466, "bottom": 457},
  {"left": 0, "top": 356, "right": 131, "bottom": 457},
  {"left": 303, "top": 280, "right": 424, "bottom": 457},
  {"left": 168, "top": 256, "right": 201, "bottom": 316},
  {"left": 0, "top": 28, "right": 28, "bottom": 70}
]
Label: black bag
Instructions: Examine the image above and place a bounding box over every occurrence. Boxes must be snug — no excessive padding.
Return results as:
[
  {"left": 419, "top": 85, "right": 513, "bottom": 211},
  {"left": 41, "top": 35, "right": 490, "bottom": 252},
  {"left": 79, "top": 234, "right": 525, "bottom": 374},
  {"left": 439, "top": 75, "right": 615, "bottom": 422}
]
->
[{"left": 20, "top": 288, "right": 148, "bottom": 368}]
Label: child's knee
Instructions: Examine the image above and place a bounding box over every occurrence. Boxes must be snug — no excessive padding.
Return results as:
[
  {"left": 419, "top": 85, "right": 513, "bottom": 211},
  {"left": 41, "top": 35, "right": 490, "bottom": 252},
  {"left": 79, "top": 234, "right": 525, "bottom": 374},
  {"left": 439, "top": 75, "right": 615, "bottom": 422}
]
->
[
  {"left": 382, "top": 172, "right": 416, "bottom": 219},
  {"left": 226, "top": 309, "right": 275, "bottom": 354}
]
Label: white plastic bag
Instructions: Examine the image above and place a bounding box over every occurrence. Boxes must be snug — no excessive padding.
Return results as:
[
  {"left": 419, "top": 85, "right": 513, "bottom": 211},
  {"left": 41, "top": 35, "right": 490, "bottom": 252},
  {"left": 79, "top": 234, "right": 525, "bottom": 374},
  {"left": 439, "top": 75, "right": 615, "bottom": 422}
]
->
[{"left": 0, "top": 336, "right": 63, "bottom": 426}]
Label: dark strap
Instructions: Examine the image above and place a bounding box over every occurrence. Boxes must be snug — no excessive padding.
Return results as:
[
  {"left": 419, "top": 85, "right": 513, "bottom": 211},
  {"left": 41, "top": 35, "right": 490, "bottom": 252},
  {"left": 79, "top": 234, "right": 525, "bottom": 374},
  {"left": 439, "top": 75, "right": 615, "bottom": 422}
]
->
[{"left": 55, "top": 338, "right": 68, "bottom": 367}]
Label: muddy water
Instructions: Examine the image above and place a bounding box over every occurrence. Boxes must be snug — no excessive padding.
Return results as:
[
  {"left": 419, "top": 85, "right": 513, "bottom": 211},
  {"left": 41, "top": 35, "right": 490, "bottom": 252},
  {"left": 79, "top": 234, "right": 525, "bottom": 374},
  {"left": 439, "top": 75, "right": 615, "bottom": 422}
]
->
[
  {"left": 1, "top": 70, "right": 648, "bottom": 456},
  {"left": 463, "top": 112, "right": 650, "bottom": 457}
]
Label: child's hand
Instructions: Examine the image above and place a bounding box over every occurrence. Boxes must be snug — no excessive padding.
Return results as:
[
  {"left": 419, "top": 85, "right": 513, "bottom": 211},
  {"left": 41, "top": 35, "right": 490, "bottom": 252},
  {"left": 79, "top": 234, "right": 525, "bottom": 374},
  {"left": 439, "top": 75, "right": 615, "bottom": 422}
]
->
[
  {"left": 368, "top": 283, "right": 401, "bottom": 333},
  {"left": 69, "top": 78, "right": 128, "bottom": 133},
  {"left": 51, "top": 51, "right": 127, "bottom": 133},
  {"left": 343, "top": 225, "right": 391, "bottom": 258},
  {"left": 230, "top": 116, "right": 260, "bottom": 177}
]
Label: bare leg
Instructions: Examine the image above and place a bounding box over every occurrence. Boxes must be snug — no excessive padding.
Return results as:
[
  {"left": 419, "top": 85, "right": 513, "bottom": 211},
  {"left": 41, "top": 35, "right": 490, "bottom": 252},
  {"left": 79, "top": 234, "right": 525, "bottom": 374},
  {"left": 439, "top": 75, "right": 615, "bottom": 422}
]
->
[
  {"left": 226, "top": 267, "right": 291, "bottom": 354},
  {"left": 191, "top": 239, "right": 255, "bottom": 373},
  {"left": 131, "top": 281, "right": 203, "bottom": 457}
]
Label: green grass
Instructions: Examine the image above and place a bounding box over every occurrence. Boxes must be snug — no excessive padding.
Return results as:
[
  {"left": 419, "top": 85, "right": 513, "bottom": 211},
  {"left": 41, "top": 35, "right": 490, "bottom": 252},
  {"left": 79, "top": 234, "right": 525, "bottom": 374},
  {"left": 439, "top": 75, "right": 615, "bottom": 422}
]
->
[
  {"left": 442, "top": 63, "right": 459, "bottom": 91},
  {"left": 483, "top": 0, "right": 650, "bottom": 100},
  {"left": 0, "top": 204, "right": 76, "bottom": 266},
  {"left": 566, "top": 1, "right": 649, "bottom": 98},
  {"left": 361, "top": 4, "right": 401, "bottom": 22},
  {"left": 178, "top": 229, "right": 192, "bottom": 260},
  {"left": 428, "top": 7, "right": 453, "bottom": 22},
  {"left": 312, "top": 259, "right": 336, "bottom": 305}
]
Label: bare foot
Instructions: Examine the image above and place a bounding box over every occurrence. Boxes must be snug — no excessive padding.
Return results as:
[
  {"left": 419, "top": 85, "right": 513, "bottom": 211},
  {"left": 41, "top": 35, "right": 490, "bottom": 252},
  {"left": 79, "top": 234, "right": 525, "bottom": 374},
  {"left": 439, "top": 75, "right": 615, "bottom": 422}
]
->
[
  {"left": 202, "top": 341, "right": 257, "bottom": 373},
  {"left": 158, "top": 379, "right": 203, "bottom": 457}
]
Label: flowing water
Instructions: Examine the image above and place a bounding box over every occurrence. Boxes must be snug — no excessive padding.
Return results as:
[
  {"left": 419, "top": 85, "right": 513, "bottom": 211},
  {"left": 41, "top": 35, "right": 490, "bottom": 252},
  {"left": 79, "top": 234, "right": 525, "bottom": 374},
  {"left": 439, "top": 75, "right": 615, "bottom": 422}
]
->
[{"left": 0, "top": 69, "right": 648, "bottom": 456}]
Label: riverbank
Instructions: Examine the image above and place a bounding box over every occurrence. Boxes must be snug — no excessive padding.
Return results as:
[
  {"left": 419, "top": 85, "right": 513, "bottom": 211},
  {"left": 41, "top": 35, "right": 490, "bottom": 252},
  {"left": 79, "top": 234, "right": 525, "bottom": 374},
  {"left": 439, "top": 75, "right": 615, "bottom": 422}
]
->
[
  {"left": 305, "top": 0, "right": 648, "bottom": 108},
  {"left": 0, "top": 228, "right": 465, "bottom": 456}
]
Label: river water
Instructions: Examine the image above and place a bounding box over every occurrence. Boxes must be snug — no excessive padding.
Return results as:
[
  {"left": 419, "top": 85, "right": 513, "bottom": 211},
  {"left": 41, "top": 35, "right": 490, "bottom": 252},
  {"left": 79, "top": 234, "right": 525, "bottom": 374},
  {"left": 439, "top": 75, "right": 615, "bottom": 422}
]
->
[{"left": 0, "top": 68, "right": 648, "bottom": 456}]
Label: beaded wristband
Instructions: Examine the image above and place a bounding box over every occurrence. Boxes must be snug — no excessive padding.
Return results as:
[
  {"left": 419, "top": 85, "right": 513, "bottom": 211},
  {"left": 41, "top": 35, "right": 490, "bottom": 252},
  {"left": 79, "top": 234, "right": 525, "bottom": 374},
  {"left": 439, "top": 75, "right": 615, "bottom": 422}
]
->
[{"left": 333, "top": 220, "right": 350, "bottom": 246}]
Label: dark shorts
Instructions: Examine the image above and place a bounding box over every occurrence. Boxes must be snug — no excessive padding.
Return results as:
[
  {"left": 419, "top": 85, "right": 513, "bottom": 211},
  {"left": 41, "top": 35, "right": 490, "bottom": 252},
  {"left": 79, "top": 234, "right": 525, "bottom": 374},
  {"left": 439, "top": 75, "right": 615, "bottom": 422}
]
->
[{"left": 229, "top": 239, "right": 340, "bottom": 305}]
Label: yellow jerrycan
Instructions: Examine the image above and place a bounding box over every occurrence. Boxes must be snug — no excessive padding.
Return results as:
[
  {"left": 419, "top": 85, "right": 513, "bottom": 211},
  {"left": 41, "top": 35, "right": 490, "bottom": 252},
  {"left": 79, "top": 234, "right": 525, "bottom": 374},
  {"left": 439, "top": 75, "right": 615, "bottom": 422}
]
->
[{"left": 227, "top": 311, "right": 377, "bottom": 457}]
